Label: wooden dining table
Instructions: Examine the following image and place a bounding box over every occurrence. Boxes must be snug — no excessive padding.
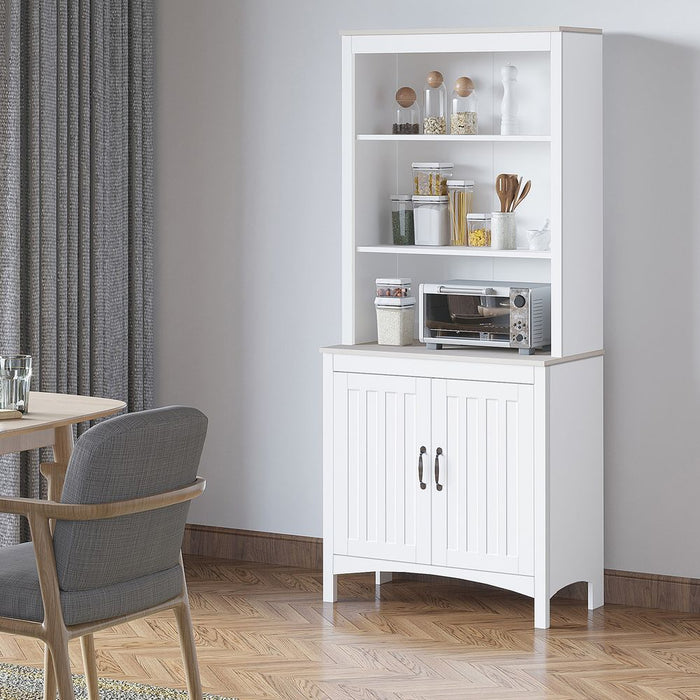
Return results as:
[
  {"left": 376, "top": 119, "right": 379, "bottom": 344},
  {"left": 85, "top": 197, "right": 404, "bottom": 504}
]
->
[{"left": 0, "top": 392, "right": 126, "bottom": 500}]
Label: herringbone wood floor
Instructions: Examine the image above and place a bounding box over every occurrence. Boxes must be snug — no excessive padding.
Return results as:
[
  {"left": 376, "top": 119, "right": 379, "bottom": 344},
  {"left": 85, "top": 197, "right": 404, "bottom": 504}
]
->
[{"left": 2, "top": 557, "right": 700, "bottom": 699}]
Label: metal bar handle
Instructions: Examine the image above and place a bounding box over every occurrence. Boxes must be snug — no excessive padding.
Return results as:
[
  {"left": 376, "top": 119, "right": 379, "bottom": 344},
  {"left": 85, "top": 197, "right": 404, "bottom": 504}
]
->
[
  {"left": 438, "top": 286, "right": 498, "bottom": 295},
  {"left": 418, "top": 446, "right": 427, "bottom": 490},
  {"left": 434, "top": 448, "right": 443, "bottom": 491}
]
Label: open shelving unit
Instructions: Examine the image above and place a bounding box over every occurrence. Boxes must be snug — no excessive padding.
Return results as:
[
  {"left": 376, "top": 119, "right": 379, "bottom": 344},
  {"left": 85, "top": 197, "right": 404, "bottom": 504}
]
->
[{"left": 342, "top": 27, "right": 602, "bottom": 359}]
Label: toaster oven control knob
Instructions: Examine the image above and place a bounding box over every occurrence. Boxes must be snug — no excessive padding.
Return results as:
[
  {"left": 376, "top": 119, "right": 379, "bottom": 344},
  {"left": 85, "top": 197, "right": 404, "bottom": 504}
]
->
[
  {"left": 516, "top": 333, "right": 524, "bottom": 342},
  {"left": 513, "top": 294, "right": 526, "bottom": 308}
]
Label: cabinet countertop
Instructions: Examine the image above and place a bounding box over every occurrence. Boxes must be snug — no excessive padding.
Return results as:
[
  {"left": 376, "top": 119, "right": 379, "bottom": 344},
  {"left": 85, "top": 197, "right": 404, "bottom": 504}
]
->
[
  {"left": 320, "top": 343, "right": 604, "bottom": 367},
  {"left": 340, "top": 27, "right": 602, "bottom": 36}
]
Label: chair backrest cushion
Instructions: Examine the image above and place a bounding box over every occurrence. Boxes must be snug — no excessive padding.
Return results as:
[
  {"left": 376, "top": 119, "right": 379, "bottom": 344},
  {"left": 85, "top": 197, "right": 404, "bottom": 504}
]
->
[{"left": 53, "top": 406, "right": 207, "bottom": 592}]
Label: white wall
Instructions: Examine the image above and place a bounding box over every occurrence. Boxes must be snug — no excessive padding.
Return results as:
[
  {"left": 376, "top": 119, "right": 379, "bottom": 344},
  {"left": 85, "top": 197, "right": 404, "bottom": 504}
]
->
[{"left": 155, "top": 0, "right": 700, "bottom": 577}]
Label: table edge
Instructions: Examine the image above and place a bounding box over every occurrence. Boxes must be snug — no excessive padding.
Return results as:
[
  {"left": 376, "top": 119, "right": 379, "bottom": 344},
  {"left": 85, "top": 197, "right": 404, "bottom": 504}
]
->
[{"left": 0, "top": 395, "right": 126, "bottom": 437}]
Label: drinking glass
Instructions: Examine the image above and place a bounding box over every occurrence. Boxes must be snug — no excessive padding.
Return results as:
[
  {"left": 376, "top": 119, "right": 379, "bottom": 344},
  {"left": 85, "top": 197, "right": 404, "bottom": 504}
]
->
[{"left": 0, "top": 355, "right": 32, "bottom": 413}]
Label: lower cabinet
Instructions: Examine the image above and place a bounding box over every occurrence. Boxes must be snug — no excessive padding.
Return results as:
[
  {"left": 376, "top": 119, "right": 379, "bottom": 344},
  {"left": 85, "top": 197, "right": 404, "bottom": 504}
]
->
[
  {"left": 332, "top": 372, "right": 533, "bottom": 576},
  {"left": 323, "top": 349, "right": 604, "bottom": 629}
]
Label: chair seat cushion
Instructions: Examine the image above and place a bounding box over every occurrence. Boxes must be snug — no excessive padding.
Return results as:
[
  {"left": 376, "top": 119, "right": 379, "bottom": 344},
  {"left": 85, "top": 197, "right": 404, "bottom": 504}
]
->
[{"left": 0, "top": 543, "right": 184, "bottom": 626}]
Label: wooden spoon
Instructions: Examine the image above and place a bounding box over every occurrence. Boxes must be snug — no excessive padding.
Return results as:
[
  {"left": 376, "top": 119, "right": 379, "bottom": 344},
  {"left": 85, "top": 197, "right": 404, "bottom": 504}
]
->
[
  {"left": 510, "top": 176, "right": 522, "bottom": 212},
  {"left": 496, "top": 174, "right": 509, "bottom": 212},
  {"left": 501, "top": 174, "right": 517, "bottom": 212},
  {"left": 512, "top": 179, "right": 531, "bottom": 210},
  {"left": 506, "top": 174, "right": 519, "bottom": 212}
]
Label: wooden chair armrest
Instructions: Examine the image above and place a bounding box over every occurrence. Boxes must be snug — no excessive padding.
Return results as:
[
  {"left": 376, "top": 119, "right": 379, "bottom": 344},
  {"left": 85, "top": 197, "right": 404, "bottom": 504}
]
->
[{"left": 0, "top": 477, "right": 206, "bottom": 521}]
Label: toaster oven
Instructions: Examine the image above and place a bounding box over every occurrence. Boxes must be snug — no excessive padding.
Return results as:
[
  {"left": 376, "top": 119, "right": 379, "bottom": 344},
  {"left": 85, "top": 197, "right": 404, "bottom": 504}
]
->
[{"left": 419, "top": 280, "right": 551, "bottom": 354}]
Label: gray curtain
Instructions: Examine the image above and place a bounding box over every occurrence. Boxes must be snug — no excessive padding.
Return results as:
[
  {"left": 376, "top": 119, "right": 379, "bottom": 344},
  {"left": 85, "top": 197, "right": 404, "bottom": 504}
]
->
[{"left": 0, "top": 0, "right": 154, "bottom": 546}]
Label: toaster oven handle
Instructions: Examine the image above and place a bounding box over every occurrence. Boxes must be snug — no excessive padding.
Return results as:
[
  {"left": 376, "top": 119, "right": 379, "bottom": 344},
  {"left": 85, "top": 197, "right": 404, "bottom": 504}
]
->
[{"left": 438, "top": 286, "right": 497, "bottom": 295}]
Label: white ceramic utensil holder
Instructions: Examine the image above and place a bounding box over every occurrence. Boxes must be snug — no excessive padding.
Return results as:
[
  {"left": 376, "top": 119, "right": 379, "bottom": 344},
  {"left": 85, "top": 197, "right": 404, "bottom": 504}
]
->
[{"left": 491, "top": 212, "right": 516, "bottom": 249}]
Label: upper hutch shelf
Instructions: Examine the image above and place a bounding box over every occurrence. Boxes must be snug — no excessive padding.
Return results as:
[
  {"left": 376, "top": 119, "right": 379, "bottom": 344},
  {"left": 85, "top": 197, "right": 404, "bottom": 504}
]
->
[
  {"left": 356, "top": 134, "right": 551, "bottom": 142},
  {"left": 357, "top": 245, "right": 551, "bottom": 259}
]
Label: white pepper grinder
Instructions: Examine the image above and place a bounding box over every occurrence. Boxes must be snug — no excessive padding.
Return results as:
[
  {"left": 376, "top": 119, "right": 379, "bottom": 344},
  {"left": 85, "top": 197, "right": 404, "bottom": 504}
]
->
[{"left": 500, "top": 64, "right": 519, "bottom": 135}]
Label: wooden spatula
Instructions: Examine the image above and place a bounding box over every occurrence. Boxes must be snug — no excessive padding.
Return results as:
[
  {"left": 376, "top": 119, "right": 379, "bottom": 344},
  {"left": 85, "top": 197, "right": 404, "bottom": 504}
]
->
[{"left": 496, "top": 173, "right": 509, "bottom": 212}]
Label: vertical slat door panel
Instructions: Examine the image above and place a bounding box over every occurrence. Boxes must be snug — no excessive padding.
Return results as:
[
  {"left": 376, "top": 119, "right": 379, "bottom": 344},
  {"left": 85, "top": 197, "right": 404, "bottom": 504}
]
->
[
  {"left": 333, "top": 372, "right": 431, "bottom": 563},
  {"left": 432, "top": 379, "right": 534, "bottom": 575}
]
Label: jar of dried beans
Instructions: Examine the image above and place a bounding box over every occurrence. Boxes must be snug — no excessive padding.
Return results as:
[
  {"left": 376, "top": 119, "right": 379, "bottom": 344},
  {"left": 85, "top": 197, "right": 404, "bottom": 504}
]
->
[
  {"left": 423, "top": 71, "right": 447, "bottom": 135},
  {"left": 450, "top": 76, "right": 478, "bottom": 135},
  {"left": 392, "top": 87, "right": 420, "bottom": 134}
]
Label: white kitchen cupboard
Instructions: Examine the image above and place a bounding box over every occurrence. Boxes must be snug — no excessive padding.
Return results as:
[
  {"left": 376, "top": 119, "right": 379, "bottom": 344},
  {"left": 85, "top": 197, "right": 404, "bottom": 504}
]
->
[
  {"left": 323, "top": 348, "right": 603, "bottom": 629},
  {"left": 322, "top": 28, "right": 603, "bottom": 629},
  {"left": 332, "top": 369, "right": 534, "bottom": 574}
]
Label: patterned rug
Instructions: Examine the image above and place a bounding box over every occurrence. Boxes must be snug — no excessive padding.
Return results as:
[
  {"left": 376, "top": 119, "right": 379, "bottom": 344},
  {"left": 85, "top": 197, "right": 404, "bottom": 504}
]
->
[{"left": 0, "top": 662, "right": 237, "bottom": 699}]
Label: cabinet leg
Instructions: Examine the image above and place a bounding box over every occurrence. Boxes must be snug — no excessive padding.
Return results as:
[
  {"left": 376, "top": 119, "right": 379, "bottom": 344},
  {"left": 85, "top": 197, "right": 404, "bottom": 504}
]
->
[
  {"left": 323, "top": 572, "right": 337, "bottom": 602},
  {"left": 588, "top": 576, "right": 604, "bottom": 610},
  {"left": 375, "top": 572, "right": 392, "bottom": 585},
  {"left": 534, "top": 595, "right": 550, "bottom": 629}
]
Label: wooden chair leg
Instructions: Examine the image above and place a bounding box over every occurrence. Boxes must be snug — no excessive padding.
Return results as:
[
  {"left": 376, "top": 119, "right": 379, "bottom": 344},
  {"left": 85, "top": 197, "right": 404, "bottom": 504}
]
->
[
  {"left": 173, "top": 600, "right": 203, "bottom": 700},
  {"left": 46, "top": 628, "right": 75, "bottom": 700},
  {"left": 43, "top": 644, "right": 56, "bottom": 700},
  {"left": 80, "top": 634, "right": 100, "bottom": 700}
]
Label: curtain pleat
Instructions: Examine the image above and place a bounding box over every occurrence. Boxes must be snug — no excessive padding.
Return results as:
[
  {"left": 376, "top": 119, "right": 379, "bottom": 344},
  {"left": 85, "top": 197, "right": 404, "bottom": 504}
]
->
[
  {"left": 0, "top": 2, "right": 22, "bottom": 546},
  {"left": 0, "top": 0, "right": 154, "bottom": 546}
]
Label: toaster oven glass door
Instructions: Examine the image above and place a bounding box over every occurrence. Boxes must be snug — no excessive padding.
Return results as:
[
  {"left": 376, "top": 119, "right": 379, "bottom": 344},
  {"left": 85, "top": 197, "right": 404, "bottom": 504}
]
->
[{"left": 423, "top": 289, "right": 512, "bottom": 347}]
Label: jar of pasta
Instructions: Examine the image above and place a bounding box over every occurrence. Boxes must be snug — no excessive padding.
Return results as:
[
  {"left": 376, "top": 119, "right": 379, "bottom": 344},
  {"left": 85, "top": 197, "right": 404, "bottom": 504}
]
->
[
  {"left": 412, "top": 162, "right": 453, "bottom": 196},
  {"left": 467, "top": 213, "right": 491, "bottom": 247},
  {"left": 446, "top": 180, "right": 474, "bottom": 245}
]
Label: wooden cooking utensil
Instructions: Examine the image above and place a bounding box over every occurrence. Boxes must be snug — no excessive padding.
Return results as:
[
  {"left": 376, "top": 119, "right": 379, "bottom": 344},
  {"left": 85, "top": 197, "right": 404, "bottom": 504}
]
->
[
  {"left": 510, "top": 176, "right": 522, "bottom": 212},
  {"left": 506, "top": 174, "right": 519, "bottom": 212},
  {"left": 496, "top": 173, "right": 509, "bottom": 212},
  {"left": 512, "top": 179, "right": 531, "bottom": 210}
]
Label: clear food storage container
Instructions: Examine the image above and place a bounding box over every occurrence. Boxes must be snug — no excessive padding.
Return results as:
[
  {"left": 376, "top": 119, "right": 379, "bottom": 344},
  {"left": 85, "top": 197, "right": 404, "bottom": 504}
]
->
[
  {"left": 450, "top": 76, "right": 478, "bottom": 134},
  {"left": 413, "top": 196, "right": 449, "bottom": 246},
  {"left": 446, "top": 180, "right": 474, "bottom": 246},
  {"left": 412, "top": 162, "right": 453, "bottom": 196},
  {"left": 392, "top": 87, "right": 420, "bottom": 134},
  {"left": 390, "top": 195, "right": 414, "bottom": 245},
  {"left": 467, "top": 213, "right": 491, "bottom": 247},
  {"left": 375, "top": 298, "right": 415, "bottom": 346},
  {"left": 376, "top": 277, "right": 411, "bottom": 298},
  {"left": 423, "top": 71, "right": 447, "bottom": 135}
]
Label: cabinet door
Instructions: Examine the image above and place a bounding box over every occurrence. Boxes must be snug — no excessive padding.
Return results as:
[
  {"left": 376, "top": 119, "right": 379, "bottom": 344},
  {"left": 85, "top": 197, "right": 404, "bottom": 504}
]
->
[
  {"left": 333, "top": 372, "right": 431, "bottom": 563},
  {"left": 431, "top": 379, "right": 534, "bottom": 575}
]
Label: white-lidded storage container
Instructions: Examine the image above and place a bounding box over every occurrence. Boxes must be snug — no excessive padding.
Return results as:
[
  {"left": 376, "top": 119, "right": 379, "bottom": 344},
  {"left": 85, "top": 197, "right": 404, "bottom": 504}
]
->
[
  {"left": 412, "top": 162, "right": 453, "bottom": 196},
  {"left": 376, "top": 277, "right": 412, "bottom": 298},
  {"left": 413, "top": 195, "right": 449, "bottom": 246},
  {"left": 375, "top": 297, "right": 415, "bottom": 345},
  {"left": 446, "top": 180, "right": 474, "bottom": 246},
  {"left": 467, "top": 212, "right": 492, "bottom": 247}
]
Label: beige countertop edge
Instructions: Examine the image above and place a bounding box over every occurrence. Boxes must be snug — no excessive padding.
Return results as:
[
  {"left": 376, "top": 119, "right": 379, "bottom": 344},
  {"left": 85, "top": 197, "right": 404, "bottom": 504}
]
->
[
  {"left": 320, "top": 344, "right": 605, "bottom": 367},
  {"left": 340, "top": 27, "right": 602, "bottom": 37}
]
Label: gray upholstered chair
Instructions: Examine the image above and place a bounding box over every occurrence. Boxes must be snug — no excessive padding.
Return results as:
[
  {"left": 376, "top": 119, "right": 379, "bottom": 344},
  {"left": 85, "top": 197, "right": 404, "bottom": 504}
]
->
[{"left": 0, "top": 405, "right": 208, "bottom": 700}]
